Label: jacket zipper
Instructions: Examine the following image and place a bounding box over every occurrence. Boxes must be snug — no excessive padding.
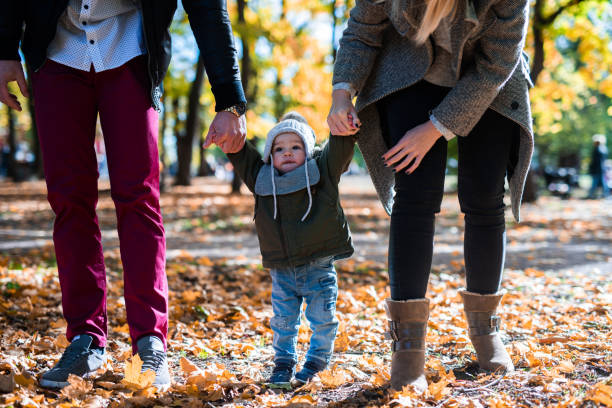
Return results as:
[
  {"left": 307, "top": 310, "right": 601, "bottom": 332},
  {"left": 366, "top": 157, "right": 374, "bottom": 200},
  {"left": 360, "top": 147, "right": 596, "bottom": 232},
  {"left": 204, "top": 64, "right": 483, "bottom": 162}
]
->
[
  {"left": 35, "top": 1, "right": 70, "bottom": 73},
  {"left": 139, "top": 4, "right": 160, "bottom": 112},
  {"left": 275, "top": 207, "right": 291, "bottom": 264}
]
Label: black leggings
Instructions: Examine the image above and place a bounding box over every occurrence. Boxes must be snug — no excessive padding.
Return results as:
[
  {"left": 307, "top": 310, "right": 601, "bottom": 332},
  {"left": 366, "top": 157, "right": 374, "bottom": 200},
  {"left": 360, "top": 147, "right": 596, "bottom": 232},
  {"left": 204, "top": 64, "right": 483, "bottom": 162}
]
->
[{"left": 377, "top": 81, "right": 519, "bottom": 300}]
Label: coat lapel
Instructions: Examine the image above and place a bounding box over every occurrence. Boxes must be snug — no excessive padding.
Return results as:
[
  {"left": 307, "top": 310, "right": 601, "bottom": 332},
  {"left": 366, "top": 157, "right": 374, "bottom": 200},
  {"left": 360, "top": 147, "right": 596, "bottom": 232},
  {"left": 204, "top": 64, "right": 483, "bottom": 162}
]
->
[{"left": 449, "top": 0, "right": 480, "bottom": 78}]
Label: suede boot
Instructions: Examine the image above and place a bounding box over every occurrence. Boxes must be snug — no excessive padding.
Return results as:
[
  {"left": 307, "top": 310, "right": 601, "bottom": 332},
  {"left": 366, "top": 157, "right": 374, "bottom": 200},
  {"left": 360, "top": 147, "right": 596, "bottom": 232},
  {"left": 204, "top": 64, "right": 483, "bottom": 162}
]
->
[
  {"left": 460, "top": 290, "right": 514, "bottom": 372},
  {"left": 384, "top": 298, "right": 429, "bottom": 393}
]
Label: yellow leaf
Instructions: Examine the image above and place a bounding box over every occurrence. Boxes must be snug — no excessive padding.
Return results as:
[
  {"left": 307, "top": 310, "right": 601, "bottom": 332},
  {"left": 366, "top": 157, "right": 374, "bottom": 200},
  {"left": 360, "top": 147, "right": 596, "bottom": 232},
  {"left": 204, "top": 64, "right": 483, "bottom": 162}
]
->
[
  {"left": 288, "top": 394, "right": 317, "bottom": 404},
  {"left": 15, "top": 371, "right": 36, "bottom": 387},
  {"left": 60, "top": 374, "right": 92, "bottom": 400},
  {"left": 55, "top": 334, "right": 70, "bottom": 349},
  {"left": 368, "top": 373, "right": 387, "bottom": 387},
  {"left": 121, "top": 354, "right": 156, "bottom": 389},
  {"left": 587, "top": 382, "right": 612, "bottom": 407},
  {"left": 319, "top": 364, "right": 352, "bottom": 388},
  {"left": 544, "top": 382, "right": 562, "bottom": 393},
  {"left": 201, "top": 383, "right": 225, "bottom": 401},
  {"left": 333, "top": 328, "right": 349, "bottom": 352},
  {"left": 557, "top": 360, "right": 575, "bottom": 373},
  {"left": 197, "top": 256, "right": 213, "bottom": 266},
  {"left": 180, "top": 357, "right": 201, "bottom": 376},
  {"left": 428, "top": 370, "right": 455, "bottom": 400}
]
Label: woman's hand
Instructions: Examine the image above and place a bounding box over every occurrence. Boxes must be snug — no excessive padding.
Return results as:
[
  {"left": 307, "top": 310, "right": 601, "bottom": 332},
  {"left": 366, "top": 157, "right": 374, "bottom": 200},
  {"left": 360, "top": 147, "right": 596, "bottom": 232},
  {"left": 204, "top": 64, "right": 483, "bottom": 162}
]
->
[
  {"left": 327, "top": 89, "right": 361, "bottom": 135},
  {"left": 382, "top": 120, "right": 442, "bottom": 174}
]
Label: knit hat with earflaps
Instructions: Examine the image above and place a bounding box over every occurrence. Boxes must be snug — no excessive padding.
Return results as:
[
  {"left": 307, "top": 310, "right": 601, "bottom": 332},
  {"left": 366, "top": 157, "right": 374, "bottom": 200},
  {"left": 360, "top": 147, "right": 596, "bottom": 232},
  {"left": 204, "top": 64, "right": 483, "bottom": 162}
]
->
[
  {"left": 263, "top": 112, "right": 316, "bottom": 163},
  {"left": 263, "top": 112, "right": 317, "bottom": 221}
]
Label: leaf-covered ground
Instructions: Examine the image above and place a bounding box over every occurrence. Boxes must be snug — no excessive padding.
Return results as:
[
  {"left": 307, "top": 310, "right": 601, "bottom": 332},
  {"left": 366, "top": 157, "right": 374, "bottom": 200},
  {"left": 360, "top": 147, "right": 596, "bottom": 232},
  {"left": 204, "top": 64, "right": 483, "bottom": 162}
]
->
[{"left": 1, "top": 177, "right": 611, "bottom": 407}]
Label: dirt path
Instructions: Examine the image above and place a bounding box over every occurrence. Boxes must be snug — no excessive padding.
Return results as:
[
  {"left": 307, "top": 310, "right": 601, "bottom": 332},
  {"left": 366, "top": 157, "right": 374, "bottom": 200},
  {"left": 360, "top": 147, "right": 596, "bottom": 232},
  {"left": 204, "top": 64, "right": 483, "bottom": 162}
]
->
[{"left": 2, "top": 176, "right": 610, "bottom": 274}]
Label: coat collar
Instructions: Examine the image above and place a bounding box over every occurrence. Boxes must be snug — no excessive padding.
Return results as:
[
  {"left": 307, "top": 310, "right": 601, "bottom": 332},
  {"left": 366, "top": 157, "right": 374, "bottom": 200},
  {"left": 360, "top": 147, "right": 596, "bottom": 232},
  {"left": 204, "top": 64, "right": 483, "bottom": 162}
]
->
[
  {"left": 399, "top": 0, "right": 479, "bottom": 28},
  {"left": 254, "top": 159, "right": 320, "bottom": 196}
]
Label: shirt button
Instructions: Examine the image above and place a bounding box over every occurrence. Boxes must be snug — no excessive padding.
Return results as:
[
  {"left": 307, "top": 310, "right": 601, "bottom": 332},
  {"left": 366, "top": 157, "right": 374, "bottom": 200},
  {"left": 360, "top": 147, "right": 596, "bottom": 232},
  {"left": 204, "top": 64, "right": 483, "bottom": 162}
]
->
[
  {"left": 82, "top": 21, "right": 87, "bottom": 25},
  {"left": 511, "top": 101, "right": 519, "bottom": 110},
  {"left": 84, "top": 4, "right": 89, "bottom": 9},
  {"left": 89, "top": 39, "right": 95, "bottom": 44}
]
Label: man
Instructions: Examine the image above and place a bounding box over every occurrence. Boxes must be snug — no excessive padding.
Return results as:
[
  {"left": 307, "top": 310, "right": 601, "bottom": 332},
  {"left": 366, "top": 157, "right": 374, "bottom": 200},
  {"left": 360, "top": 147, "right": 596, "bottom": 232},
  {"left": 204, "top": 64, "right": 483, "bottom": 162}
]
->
[
  {"left": 588, "top": 134, "right": 609, "bottom": 199},
  {"left": 0, "top": 0, "right": 247, "bottom": 390}
]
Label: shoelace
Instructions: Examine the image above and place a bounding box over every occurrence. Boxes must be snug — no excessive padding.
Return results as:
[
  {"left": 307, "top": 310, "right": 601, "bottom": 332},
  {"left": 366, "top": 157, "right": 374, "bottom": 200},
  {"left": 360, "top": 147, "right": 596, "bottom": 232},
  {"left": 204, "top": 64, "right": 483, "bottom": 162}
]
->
[
  {"left": 55, "top": 344, "right": 87, "bottom": 371},
  {"left": 139, "top": 349, "right": 165, "bottom": 373},
  {"left": 272, "top": 362, "right": 294, "bottom": 374},
  {"left": 302, "top": 361, "right": 323, "bottom": 373}
]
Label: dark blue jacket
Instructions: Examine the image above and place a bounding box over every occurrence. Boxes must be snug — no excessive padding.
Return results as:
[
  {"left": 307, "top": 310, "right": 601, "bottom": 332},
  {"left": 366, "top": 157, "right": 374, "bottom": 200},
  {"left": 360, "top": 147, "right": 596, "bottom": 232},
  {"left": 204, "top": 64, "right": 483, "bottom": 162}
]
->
[{"left": 0, "top": 0, "right": 246, "bottom": 112}]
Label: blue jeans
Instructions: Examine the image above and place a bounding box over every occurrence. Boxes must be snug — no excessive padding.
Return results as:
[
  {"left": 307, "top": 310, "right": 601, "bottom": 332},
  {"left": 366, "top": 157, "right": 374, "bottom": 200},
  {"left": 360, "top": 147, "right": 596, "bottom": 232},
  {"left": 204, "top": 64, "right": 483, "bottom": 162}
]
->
[
  {"left": 270, "top": 256, "right": 339, "bottom": 366},
  {"left": 589, "top": 173, "right": 610, "bottom": 198}
]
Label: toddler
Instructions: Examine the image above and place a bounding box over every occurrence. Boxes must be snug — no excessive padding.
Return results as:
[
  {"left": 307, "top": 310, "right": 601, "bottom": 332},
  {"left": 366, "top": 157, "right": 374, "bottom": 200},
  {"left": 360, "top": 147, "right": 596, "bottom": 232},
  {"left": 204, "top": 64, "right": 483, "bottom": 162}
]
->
[{"left": 220, "top": 112, "right": 355, "bottom": 385}]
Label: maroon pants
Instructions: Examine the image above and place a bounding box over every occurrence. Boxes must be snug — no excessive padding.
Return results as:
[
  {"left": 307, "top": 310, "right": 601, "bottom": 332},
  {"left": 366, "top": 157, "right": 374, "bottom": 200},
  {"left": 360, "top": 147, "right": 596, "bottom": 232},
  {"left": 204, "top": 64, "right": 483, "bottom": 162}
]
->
[{"left": 32, "top": 57, "right": 167, "bottom": 351}]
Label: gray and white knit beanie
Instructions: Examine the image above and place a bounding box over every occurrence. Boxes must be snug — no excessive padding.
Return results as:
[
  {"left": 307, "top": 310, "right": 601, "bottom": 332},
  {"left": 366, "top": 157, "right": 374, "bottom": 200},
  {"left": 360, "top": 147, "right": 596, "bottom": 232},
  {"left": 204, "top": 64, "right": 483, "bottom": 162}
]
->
[
  {"left": 263, "top": 112, "right": 316, "bottom": 163},
  {"left": 264, "top": 112, "right": 317, "bottom": 222}
]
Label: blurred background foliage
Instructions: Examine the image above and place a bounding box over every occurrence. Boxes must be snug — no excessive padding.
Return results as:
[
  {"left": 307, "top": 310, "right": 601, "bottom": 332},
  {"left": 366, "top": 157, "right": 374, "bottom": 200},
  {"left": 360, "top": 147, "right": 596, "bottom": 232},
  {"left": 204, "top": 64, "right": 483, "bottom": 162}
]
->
[{"left": 1, "top": 0, "right": 611, "bottom": 196}]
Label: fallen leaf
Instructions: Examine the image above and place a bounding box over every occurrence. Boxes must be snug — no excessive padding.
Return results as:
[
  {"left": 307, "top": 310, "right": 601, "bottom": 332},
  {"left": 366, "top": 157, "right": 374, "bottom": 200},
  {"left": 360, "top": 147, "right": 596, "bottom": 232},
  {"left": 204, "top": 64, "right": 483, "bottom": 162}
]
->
[
  {"left": 54, "top": 334, "right": 70, "bottom": 349},
  {"left": 121, "top": 354, "right": 156, "bottom": 389},
  {"left": 60, "top": 374, "right": 92, "bottom": 400},
  {"left": 180, "top": 357, "right": 201, "bottom": 376},
  {"left": 319, "top": 364, "right": 352, "bottom": 388}
]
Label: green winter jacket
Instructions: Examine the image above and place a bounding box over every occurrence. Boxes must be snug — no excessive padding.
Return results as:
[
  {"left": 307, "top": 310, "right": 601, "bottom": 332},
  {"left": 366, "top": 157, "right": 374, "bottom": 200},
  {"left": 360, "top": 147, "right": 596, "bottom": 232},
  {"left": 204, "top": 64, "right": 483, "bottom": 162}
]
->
[{"left": 227, "top": 135, "right": 355, "bottom": 268}]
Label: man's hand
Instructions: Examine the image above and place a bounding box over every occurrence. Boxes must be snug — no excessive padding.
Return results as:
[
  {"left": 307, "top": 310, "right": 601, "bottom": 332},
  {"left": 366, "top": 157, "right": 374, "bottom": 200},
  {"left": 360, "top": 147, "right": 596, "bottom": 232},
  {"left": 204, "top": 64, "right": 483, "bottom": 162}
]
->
[
  {"left": 0, "top": 60, "right": 29, "bottom": 111},
  {"left": 203, "top": 111, "right": 247, "bottom": 154}
]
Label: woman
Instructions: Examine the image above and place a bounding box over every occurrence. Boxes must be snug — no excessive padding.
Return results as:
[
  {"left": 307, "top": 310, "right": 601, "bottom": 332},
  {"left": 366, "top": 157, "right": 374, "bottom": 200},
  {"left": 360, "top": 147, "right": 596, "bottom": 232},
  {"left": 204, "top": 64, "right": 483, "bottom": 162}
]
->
[{"left": 328, "top": 0, "right": 533, "bottom": 392}]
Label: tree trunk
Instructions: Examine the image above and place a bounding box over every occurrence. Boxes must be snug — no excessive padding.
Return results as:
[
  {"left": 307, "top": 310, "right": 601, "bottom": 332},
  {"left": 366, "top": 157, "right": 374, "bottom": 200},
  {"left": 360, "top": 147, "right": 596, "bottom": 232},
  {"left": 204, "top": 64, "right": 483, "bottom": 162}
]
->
[
  {"left": 6, "top": 104, "right": 18, "bottom": 181},
  {"left": 330, "top": 0, "right": 338, "bottom": 60},
  {"left": 175, "top": 55, "right": 206, "bottom": 186},
  {"left": 530, "top": 0, "right": 545, "bottom": 85},
  {"left": 25, "top": 64, "right": 43, "bottom": 179},
  {"left": 522, "top": 171, "right": 539, "bottom": 203},
  {"left": 232, "top": 0, "right": 253, "bottom": 194},
  {"left": 525, "top": 0, "right": 586, "bottom": 202},
  {"left": 197, "top": 135, "right": 214, "bottom": 176}
]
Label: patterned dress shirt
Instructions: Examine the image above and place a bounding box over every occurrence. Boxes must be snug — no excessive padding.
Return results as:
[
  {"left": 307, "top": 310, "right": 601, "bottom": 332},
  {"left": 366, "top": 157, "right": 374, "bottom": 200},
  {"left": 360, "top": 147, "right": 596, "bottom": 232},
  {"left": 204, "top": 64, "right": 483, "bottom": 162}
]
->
[{"left": 47, "top": 0, "right": 146, "bottom": 73}]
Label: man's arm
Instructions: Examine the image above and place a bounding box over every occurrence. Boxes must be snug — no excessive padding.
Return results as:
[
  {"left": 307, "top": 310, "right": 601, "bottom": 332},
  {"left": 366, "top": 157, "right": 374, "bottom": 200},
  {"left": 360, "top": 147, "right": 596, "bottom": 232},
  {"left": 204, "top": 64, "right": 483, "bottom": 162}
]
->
[
  {"left": 182, "top": 0, "right": 245, "bottom": 111},
  {"left": 182, "top": 0, "right": 247, "bottom": 153},
  {"left": 0, "top": 1, "right": 25, "bottom": 61},
  {"left": 0, "top": 3, "right": 29, "bottom": 111}
]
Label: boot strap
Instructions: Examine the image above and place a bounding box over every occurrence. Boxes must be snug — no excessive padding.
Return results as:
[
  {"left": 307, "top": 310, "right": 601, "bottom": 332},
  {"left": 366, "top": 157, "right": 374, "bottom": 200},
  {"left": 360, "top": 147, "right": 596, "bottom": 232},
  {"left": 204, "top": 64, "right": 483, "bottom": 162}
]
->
[
  {"left": 391, "top": 339, "right": 425, "bottom": 352},
  {"left": 466, "top": 312, "right": 500, "bottom": 335},
  {"left": 384, "top": 321, "right": 426, "bottom": 342}
]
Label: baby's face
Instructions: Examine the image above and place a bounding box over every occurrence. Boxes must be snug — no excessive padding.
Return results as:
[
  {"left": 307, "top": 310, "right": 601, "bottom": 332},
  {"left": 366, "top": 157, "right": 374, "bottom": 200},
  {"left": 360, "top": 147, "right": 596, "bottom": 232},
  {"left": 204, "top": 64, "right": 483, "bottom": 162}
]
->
[{"left": 272, "top": 133, "right": 306, "bottom": 173}]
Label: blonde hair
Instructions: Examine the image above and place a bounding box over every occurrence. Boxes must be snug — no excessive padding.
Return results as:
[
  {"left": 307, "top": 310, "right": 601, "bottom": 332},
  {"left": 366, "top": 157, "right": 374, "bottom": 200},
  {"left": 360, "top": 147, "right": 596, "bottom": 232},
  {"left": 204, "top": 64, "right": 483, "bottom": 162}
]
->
[{"left": 389, "top": 0, "right": 459, "bottom": 45}]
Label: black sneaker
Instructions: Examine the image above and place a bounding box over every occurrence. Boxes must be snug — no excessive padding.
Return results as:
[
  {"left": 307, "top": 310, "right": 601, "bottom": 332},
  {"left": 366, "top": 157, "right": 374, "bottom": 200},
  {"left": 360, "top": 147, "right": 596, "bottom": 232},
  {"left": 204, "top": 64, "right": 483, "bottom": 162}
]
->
[
  {"left": 136, "top": 336, "right": 170, "bottom": 391},
  {"left": 40, "top": 334, "right": 106, "bottom": 389},
  {"left": 267, "top": 360, "right": 295, "bottom": 387},
  {"left": 294, "top": 360, "right": 326, "bottom": 384}
]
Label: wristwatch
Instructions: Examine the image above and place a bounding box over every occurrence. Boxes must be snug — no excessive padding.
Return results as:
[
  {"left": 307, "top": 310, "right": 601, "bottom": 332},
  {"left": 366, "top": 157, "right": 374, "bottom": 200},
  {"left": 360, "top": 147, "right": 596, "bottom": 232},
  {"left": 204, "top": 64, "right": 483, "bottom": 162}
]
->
[{"left": 223, "top": 103, "right": 247, "bottom": 117}]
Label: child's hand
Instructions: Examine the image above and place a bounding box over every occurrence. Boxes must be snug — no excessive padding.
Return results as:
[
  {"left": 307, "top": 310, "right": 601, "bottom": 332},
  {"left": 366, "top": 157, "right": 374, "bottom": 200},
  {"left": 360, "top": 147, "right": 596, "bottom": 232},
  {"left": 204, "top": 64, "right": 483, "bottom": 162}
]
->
[{"left": 328, "top": 89, "right": 361, "bottom": 136}]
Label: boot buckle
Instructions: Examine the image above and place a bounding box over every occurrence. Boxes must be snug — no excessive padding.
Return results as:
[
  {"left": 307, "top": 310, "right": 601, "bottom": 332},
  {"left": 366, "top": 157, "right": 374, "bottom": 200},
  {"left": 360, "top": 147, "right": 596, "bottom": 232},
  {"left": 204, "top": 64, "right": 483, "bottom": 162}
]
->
[
  {"left": 386, "top": 321, "right": 399, "bottom": 341},
  {"left": 490, "top": 315, "right": 500, "bottom": 331}
]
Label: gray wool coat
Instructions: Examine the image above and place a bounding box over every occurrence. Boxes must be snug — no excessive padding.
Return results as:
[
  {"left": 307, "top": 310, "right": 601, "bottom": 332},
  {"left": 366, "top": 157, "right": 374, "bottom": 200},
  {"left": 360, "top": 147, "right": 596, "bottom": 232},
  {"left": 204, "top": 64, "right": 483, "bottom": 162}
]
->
[{"left": 332, "top": 0, "right": 534, "bottom": 222}]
